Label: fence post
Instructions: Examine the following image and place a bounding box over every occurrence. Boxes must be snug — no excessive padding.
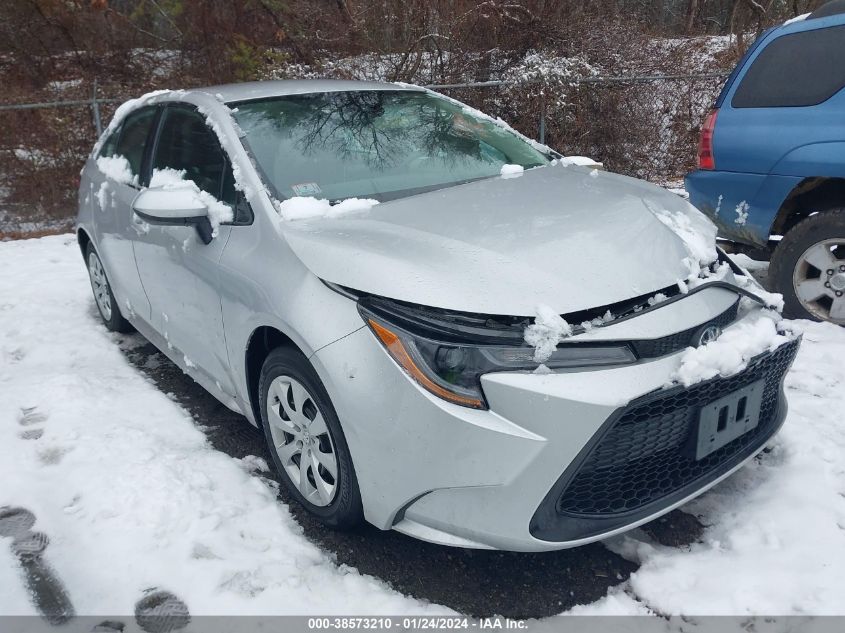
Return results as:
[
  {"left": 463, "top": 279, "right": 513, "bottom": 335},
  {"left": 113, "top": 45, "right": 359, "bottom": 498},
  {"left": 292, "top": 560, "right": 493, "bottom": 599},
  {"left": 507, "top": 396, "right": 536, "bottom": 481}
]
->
[
  {"left": 91, "top": 79, "right": 103, "bottom": 137},
  {"left": 538, "top": 92, "right": 546, "bottom": 145}
]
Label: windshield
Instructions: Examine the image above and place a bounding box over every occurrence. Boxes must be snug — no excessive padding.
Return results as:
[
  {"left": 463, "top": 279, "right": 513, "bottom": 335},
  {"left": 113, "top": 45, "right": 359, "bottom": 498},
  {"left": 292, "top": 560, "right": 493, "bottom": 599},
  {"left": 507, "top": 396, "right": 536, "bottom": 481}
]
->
[{"left": 230, "top": 90, "right": 550, "bottom": 202}]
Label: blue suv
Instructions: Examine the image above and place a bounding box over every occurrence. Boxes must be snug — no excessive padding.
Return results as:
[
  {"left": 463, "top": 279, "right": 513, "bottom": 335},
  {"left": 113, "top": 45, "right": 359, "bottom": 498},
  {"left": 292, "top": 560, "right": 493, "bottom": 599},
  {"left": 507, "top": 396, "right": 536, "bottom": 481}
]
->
[{"left": 686, "top": 0, "right": 845, "bottom": 325}]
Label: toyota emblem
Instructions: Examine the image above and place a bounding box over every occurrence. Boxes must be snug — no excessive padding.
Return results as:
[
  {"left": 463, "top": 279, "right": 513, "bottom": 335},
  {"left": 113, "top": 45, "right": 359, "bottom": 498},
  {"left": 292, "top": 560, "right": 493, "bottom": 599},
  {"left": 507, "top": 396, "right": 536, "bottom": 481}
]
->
[{"left": 695, "top": 324, "right": 722, "bottom": 347}]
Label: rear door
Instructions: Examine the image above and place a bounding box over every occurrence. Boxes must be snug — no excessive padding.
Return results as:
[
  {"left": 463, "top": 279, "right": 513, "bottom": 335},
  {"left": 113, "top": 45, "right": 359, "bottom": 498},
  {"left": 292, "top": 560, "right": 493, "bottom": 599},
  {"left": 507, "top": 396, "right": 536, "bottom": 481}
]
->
[
  {"left": 91, "top": 105, "right": 159, "bottom": 322},
  {"left": 131, "top": 103, "right": 241, "bottom": 395}
]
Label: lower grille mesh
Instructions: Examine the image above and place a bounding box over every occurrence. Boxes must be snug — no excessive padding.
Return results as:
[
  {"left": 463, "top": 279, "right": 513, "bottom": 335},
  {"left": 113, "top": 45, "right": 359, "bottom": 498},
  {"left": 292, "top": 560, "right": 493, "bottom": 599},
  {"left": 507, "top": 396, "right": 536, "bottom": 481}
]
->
[{"left": 556, "top": 338, "right": 800, "bottom": 516}]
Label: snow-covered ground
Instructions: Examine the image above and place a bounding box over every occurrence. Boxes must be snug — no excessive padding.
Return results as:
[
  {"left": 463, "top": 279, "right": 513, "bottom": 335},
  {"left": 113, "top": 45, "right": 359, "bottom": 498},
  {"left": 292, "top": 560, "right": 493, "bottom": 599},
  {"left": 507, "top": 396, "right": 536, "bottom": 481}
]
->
[
  {"left": 0, "top": 235, "right": 445, "bottom": 617},
  {"left": 2, "top": 235, "right": 845, "bottom": 619}
]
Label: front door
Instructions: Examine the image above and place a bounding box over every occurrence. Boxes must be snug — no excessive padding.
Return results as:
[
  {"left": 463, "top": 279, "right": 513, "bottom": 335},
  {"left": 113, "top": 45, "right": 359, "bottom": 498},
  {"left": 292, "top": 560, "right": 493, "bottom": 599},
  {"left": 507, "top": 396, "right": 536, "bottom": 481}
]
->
[{"left": 131, "top": 104, "right": 240, "bottom": 396}]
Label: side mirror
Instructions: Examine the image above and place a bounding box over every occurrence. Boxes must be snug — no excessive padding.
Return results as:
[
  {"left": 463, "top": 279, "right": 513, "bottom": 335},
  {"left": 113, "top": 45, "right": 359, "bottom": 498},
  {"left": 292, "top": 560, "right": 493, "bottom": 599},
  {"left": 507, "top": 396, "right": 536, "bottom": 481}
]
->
[{"left": 132, "top": 188, "right": 214, "bottom": 244}]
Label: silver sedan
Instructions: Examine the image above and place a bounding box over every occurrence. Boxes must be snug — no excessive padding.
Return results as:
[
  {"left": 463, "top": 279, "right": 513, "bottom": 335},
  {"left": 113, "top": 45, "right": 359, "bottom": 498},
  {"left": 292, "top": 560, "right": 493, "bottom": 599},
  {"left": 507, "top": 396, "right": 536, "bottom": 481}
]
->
[{"left": 76, "top": 80, "right": 797, "bottom": 551}]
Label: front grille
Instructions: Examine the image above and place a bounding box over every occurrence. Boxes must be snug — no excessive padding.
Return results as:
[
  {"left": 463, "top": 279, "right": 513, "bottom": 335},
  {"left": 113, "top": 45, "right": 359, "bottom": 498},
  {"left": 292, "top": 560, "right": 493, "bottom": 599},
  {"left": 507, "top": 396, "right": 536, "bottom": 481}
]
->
[
  {"left": 631, "top": 299, "right": 739, "bottom": 359},
  {"left": 556, "top": 338, "right": 799, "bottom": 517}
]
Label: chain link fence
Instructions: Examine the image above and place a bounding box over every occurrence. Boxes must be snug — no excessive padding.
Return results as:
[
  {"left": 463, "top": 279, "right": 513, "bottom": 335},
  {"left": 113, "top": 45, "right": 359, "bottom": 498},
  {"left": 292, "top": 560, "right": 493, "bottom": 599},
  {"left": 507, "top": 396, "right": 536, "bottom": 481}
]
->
[
  {"left": 429, "top": 72, "right": 727, "bottom": 180},
  {"left": 0, "top": 72, "right": 727, "bottom": 236}
]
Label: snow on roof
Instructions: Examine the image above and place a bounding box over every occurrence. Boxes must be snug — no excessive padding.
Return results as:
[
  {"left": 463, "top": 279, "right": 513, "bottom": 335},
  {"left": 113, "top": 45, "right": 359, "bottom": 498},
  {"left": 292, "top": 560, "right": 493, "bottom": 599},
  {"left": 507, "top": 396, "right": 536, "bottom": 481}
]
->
[{"left": 192, "top": 79, "right": 424, "bottom": 104}]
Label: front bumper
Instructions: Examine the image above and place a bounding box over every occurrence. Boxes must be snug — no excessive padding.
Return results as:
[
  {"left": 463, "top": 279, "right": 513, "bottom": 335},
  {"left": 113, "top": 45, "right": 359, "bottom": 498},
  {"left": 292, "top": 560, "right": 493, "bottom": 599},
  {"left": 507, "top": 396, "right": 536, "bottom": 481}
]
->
[
  {"left": 530, "top": 338, "right": 798, "bottom": 542},
  {"left": 311, "top": 294, "right": 799, "bottom": 552}
]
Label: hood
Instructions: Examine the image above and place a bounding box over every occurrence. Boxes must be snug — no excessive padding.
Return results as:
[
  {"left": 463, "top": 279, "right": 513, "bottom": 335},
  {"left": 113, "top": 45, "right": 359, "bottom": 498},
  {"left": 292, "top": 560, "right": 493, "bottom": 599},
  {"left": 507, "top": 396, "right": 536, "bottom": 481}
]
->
[{"left": 280, "top": 165, "right": 712, "bottom": 316}]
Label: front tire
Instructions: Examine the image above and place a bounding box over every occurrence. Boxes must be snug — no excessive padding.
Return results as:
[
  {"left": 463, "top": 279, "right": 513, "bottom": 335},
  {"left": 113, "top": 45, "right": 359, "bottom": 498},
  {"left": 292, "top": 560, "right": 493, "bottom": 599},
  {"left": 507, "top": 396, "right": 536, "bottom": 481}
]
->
[
  {"left": 259, "top": 346, "right": 364, "bottom": 529},
  {"left": 770, "top": 209, "right": 845, "bottom": 325},
  {"left": 85, "top": 244, "right": 133, "bottom": 332}
]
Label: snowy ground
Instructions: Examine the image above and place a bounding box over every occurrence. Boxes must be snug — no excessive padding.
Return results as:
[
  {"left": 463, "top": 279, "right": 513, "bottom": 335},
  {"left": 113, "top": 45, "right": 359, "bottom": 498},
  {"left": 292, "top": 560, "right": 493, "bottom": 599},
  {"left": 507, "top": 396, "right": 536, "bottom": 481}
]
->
[
  {"left": 0, "top": 235, "right": 445, "bottom": 617},
  {"left": 2, "top": 235, "right": 845, "bottom": 620}
]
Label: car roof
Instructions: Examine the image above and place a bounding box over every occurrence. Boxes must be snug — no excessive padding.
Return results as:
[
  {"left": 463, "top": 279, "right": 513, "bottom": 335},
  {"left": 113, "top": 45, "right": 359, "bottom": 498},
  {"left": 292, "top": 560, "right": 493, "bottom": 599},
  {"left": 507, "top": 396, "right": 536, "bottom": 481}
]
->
[{"left": 189, "top": 79, "right": 425, "bottom": 104}]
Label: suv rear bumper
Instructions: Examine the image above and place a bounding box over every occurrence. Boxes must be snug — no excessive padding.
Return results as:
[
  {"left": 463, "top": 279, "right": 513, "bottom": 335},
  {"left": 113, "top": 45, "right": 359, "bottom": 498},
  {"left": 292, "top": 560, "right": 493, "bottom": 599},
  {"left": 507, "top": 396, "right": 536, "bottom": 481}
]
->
[{"left": 685, "top": 170, "right": 801, "bottom": 247}]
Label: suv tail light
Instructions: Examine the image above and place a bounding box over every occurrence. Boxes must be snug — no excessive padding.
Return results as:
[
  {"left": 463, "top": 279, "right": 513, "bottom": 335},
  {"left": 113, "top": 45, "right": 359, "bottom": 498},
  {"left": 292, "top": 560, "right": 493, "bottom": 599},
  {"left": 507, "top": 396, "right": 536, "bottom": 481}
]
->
[{"left": 697, "top": 109, "right": 718, "bottom": 170}]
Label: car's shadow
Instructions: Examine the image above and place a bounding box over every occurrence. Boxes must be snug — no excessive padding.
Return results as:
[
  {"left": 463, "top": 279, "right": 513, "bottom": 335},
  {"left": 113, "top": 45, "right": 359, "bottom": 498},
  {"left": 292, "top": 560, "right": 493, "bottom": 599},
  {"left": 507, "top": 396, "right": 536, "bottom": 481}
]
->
[{"left": 118, "top": 336, "right": 703, "bottom": 619}]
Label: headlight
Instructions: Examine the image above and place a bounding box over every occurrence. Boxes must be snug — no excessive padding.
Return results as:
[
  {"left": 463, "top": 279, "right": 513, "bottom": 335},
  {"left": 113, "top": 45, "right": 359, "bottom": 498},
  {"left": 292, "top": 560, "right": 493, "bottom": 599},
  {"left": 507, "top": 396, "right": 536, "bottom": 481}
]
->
[{"left": 360, "top": 304, "right": 636, "bottom": 410}]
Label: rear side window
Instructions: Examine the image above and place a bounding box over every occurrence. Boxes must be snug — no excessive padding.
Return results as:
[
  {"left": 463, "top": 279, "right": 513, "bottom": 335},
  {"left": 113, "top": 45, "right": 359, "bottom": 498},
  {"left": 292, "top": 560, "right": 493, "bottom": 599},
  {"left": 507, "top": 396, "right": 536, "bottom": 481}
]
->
[
  {"left": 99, "top": 126, "right": 121, "bottom": 158},
  {"left": 732, "top": 25, "right": 845, "bottom": 108},
  {"left": 152, "top": 106, "right": 236, "bottom": 205},
  {"left": 113, "top": 106, "right": 158, "bottom": 179}
]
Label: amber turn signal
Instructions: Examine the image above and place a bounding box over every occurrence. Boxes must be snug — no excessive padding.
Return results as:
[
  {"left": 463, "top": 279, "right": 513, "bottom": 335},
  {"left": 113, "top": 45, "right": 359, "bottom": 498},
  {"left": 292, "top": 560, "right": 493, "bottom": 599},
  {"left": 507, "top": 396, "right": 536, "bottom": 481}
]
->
[{"left": 368, "top": 319, "right": 486, "bottom": 409}]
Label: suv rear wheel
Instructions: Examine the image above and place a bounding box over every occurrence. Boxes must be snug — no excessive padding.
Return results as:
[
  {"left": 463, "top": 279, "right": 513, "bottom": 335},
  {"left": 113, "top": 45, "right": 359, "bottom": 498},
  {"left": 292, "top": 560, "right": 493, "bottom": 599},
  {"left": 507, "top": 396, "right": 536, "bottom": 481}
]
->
[{"left": 770, "top": 209, "right": 845, "bottom": 324}]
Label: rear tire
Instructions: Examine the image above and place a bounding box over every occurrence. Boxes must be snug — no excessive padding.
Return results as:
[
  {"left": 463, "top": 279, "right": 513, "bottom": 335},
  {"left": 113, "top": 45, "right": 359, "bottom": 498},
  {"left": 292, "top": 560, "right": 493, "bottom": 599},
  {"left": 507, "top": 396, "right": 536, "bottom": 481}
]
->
[
  {"left": 85, "top": 243, "right": 133, "bottom": 333},
  {"left": 259, "top": 346, "right": 364, "bottom": 529},
  {"left": 770, "top": 208, "right": 845, "bottom": 324}
]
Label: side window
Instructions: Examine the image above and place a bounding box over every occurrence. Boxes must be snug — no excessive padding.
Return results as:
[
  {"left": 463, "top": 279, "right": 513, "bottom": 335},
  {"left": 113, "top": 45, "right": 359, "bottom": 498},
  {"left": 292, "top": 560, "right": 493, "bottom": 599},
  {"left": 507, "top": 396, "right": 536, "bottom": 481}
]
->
[
  {"left": 99, "top": 125, "right": 121, "bottom": 158},
  {"left": 152, "top": 106, "right": 237, "bottom": 207},
  {"left": 732, "top": 25, "right": 845, "bottom": 108},
  {"left": 113, "top": 106, "right": 158, "bottom": 180}
]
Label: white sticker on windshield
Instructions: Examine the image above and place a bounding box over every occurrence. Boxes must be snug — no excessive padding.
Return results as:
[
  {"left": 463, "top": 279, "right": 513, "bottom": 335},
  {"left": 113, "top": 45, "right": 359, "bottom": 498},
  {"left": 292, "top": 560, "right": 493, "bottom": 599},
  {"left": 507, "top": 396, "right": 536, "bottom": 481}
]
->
[{"left": 291, "top": 182, "right": 322, "bottom": 196}]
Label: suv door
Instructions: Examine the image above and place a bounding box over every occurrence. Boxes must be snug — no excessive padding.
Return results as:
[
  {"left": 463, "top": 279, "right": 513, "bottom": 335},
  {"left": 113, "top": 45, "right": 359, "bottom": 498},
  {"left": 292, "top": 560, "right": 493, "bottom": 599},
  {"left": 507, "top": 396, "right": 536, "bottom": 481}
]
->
[
  {"left": 93, "top": 105, "right": 159, "bottom": 322},
  {"left": 131, "top": 103, "right": 242, "bottom": 398}
]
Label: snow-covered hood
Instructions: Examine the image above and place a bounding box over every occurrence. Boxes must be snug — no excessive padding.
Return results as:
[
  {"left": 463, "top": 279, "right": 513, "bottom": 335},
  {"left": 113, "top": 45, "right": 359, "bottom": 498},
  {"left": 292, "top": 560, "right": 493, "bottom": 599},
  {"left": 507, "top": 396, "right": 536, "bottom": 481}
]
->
[{"left": 280, "top": 165, "right": 714, "bottom": 316}]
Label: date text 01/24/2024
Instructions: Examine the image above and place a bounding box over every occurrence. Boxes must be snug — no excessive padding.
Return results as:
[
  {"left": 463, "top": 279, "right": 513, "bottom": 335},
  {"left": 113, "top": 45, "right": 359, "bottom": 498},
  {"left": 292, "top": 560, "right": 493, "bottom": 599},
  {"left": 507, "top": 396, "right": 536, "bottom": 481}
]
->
[{"left": 307, "top": 617, "right": 528, "bottom": 630}]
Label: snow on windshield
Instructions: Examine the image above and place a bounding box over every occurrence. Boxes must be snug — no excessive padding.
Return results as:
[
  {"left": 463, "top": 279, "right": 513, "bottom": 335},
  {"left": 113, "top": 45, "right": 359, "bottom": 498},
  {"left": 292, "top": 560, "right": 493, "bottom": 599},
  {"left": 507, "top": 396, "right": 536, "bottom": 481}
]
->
[
  {"left": 275, "top": 196, "right": 380, "bottom": 222},
  {"left": 555, "top": 156, "right": 603, "bottom": 168},
  {"left": 500, "top": 164, "right": 524, "bottom": 178}
]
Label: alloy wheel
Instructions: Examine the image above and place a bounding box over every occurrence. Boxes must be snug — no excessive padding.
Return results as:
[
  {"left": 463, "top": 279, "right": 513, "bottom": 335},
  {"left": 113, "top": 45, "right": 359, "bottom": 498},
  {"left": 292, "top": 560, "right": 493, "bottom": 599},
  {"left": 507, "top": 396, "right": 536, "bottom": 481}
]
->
[
  {"left": 87, "top": 252, "right": 113, "bottom": 321},
  {"left": 792, "top": 239, "right": 845, "bottom": 324},
  {"left": 266, "top": 375, "right": 338, "bottom": 507}
]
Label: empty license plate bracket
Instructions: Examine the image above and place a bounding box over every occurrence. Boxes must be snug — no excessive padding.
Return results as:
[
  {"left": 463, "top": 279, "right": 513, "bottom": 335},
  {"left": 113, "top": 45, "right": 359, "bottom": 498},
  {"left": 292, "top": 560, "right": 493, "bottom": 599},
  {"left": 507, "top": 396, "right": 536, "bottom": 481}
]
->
[{"left": 695, "top": 379, "right": 765, "bottom": 460}]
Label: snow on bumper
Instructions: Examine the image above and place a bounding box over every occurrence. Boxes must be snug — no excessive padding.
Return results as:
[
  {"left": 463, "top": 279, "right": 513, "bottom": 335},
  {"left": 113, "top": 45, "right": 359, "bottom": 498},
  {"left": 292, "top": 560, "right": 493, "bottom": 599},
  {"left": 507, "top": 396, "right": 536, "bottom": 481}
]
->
[{"left": 314, "top": 303, "right": 799, "bottom": 552}]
